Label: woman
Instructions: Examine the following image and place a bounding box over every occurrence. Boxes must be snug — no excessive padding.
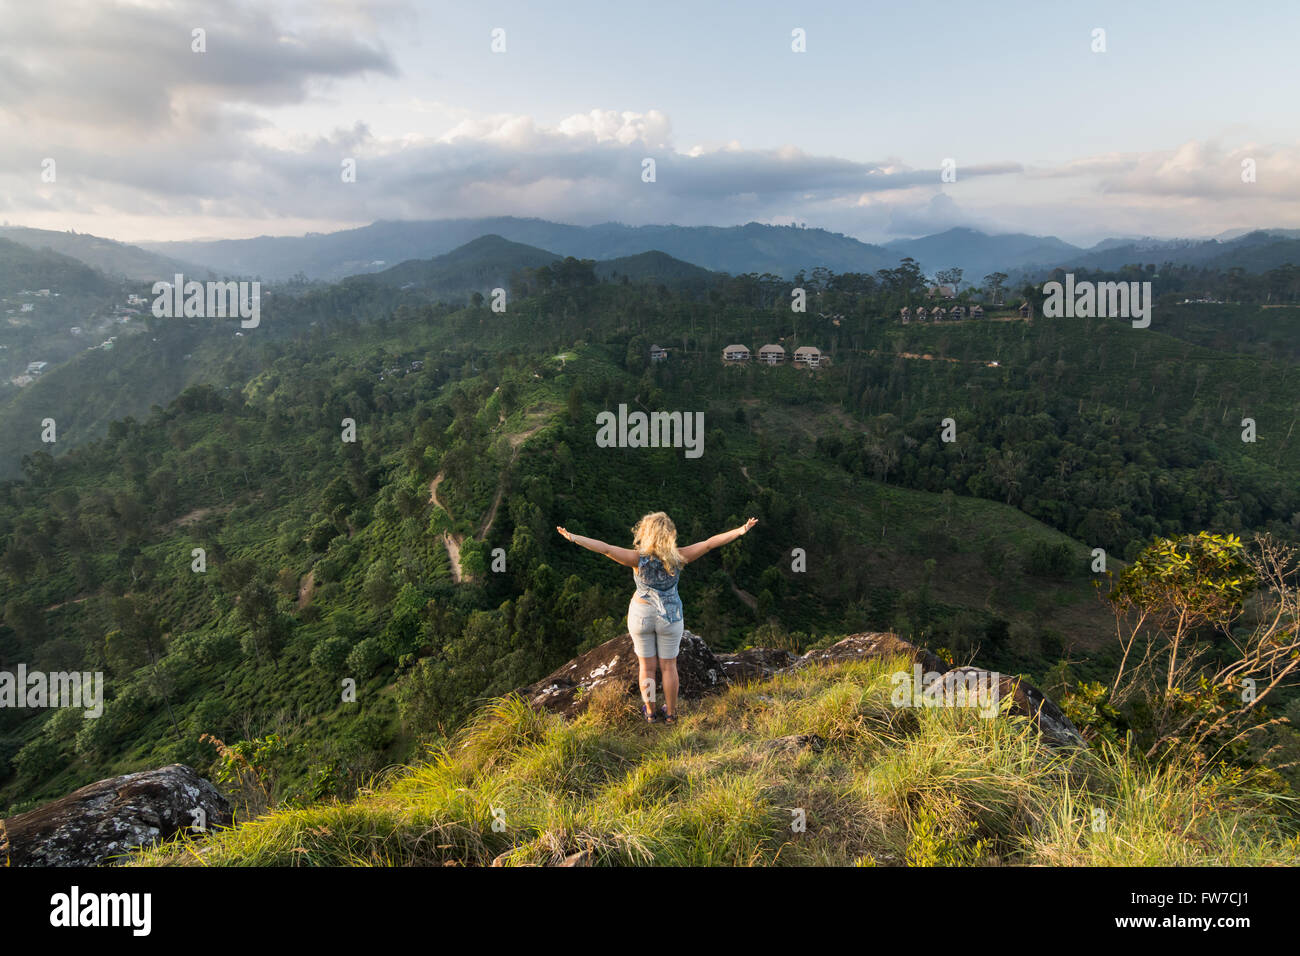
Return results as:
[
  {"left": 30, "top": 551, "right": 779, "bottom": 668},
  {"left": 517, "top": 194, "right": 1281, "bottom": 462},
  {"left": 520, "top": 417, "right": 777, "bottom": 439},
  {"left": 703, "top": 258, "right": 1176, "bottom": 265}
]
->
[{"left": 556, "top": 512, "right": 758, "bottom": 723}]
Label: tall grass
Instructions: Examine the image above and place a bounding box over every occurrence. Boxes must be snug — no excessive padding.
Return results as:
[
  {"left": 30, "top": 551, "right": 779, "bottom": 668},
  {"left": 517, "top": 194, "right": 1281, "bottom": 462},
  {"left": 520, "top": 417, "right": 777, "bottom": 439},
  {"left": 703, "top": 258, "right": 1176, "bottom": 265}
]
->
[{"left": 130, "top": 656, "right": 1300, "bottom": 867}]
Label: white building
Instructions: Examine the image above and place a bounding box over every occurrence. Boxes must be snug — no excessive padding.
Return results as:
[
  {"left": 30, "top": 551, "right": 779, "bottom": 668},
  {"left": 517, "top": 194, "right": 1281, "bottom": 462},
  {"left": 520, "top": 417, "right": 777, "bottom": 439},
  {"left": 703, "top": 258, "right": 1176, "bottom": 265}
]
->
[{"left": 793, "top": 346, "right": 823, "bottom": 369}]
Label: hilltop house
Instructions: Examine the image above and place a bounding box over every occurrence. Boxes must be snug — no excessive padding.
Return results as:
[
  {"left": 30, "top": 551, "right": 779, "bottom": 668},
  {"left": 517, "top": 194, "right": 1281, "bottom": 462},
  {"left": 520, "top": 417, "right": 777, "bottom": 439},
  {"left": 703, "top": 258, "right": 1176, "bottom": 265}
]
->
[
  {"left": 793, "top": 346, "right": 823, "bottom": 369},
  {"left": 1019, "top": 301, "right": 1034, "bottom": 319},
  {"left": 26, "top": 361, "right": 48, "bottom": 375},
  {"left": 969, "top": 305, "right": 984, "bottom": 319},
  {"left": 20, "top": 303, "right": 33, "bottom": 312},
  {"left": 649, "top": 344, "right": 668, "bottom": 362},
  {"left": 913, "top": 306, "right": 928, "bottom": 322},
  {"left": 900, "top": 307, "right": 911, "bottom": 323},
  {"left": 949, "top": 305, "right": 966, "bottom": 320},
  {"left": 758, "top": 344, "right": 786, "bottom": 365},
  {"left": 928, "top": 284, "right": 956, "bottom": 299},
  {"left": 722, "top": 344, "right": 751, "bottom": 363}
]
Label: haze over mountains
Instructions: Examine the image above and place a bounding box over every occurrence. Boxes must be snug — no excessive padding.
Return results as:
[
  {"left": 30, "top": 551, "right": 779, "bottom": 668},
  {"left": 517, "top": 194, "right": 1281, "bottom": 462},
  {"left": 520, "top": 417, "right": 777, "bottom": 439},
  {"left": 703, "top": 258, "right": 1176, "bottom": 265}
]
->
[
  {"left": 122, "top": 218, "right": 1300, "bottom": 284},
  {"left": 2, "top": 219, "right": 1298, "bottom": 288}
]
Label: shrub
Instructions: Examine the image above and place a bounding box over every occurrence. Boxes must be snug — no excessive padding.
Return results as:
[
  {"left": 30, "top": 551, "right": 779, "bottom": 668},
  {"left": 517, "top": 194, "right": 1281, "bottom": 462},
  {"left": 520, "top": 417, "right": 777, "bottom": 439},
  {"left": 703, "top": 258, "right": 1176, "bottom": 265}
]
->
[
  {"left": 310, "top": 635, "right": 352, "bottom": 675},
  {"left": 345, "top": 637, "right": 388, "bottom": 678}
]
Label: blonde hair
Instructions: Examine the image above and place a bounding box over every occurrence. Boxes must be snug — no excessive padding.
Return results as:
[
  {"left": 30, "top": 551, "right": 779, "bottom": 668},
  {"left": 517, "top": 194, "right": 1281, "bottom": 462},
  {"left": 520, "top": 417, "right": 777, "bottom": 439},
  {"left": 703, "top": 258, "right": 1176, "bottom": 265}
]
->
[{"left": 632, "top": 511, "right": 683, "bottom": 574}]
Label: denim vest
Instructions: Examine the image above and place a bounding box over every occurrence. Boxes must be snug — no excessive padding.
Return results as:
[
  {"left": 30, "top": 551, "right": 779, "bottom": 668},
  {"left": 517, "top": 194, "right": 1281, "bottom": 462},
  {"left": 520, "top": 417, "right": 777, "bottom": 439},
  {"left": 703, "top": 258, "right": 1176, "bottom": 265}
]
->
[{"left": 633, "top": 553, "right": 683, "bottom": 623}]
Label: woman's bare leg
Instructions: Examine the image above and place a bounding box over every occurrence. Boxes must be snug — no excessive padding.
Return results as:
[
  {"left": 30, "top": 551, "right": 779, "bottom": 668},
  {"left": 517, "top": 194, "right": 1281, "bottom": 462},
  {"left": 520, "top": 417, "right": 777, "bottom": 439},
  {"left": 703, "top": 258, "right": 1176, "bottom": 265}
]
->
[
  {"left": 660, "top": 657, "right": 679, "bottom": 716},
  {"left": 637, "top": 656, "right": 658, "bottom": 712}
]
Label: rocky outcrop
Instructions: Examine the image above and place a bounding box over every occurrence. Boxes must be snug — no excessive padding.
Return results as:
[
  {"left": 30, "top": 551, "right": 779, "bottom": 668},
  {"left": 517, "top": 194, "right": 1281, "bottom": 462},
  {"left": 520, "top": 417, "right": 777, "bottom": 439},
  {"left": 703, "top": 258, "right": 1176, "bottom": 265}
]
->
[
  {"left": 0, "top": 763, "right": 231, "bottom": 866},
  {"left": 515, "top": 630, "right": 1083, "bottom": 748},
  {"left": 714, "top": 647, "right": 795, "bottom": 682},
  {"left": 938, "top": 666, "right": 1086, "bottom": 748},
  {"left": 792, "top": 631, "right": 948, "bottom": 676},
  {"left": 514, "top": 630, "right": 728, "bottom": 718}
]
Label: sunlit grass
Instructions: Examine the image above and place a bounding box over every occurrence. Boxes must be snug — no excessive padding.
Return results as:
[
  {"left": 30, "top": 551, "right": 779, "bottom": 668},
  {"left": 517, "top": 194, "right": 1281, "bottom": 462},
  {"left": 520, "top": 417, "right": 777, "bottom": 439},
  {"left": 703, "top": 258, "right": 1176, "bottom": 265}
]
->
[{"left": 130, "top": 655, "right": 1300, "bottom": 867}]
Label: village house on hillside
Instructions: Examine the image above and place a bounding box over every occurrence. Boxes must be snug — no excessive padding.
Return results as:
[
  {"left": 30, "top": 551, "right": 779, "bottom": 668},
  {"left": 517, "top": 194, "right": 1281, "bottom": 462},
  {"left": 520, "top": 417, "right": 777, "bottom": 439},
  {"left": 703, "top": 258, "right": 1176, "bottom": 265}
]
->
[
  {"left": 1019, "top": 301, "right": 1033, "bottom": 319},
  {"left": 900, "top": 306, "right": 911, "bottom": 323},
  {"left": 648, "top": 344, "right": 667, "bottom": 362},
  {"left": 793, "top": 346, "right": 824, "bottom": 368},
  {"left": 969, "top": 305, "right": 984, "bottom": 319},
  {"left": 722, "top": 344, "right": 751, "bottom": 363},
  {"left": 758, "top": 344, "right": 785, "bottom": 365}
]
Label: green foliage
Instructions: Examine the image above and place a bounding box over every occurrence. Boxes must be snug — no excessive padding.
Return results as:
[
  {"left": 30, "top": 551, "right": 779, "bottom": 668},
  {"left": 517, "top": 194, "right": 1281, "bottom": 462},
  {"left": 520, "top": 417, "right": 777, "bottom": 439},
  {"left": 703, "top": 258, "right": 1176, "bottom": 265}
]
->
[
  {"left": 310, "top": 636, "right": 352, "bottom": 676},
  {"left": 345, "top": 637, "right": 388, "bottom": 679}
]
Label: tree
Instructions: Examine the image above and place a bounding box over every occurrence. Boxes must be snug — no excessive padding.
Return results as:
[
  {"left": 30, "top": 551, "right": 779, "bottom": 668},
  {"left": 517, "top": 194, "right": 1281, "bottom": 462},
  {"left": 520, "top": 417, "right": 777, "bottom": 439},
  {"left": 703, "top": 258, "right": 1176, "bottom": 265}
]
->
[
  {"left": 936, "top": 267, "right": 963, "bottom": 295},
  {"left": 983, "top": 272, "right": 1008, "bottom": 306},
  {"left": 1103, "top": 532, "right": 1300, "bottom": 760}
]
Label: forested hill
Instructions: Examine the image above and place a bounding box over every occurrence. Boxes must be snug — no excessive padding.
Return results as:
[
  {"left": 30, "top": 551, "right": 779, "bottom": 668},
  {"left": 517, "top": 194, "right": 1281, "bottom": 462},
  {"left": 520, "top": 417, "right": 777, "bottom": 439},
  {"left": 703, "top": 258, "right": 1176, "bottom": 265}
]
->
[{"left": 2, "top": 260, "right": 1299, "bottom": 815}]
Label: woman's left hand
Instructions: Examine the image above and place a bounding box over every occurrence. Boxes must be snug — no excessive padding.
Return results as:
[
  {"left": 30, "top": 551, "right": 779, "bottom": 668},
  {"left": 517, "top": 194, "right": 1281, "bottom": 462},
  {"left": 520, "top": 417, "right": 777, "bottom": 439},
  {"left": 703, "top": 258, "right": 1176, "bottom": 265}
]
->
[{"left": 556, "top": 525, "right": 575, "bottom": 542}]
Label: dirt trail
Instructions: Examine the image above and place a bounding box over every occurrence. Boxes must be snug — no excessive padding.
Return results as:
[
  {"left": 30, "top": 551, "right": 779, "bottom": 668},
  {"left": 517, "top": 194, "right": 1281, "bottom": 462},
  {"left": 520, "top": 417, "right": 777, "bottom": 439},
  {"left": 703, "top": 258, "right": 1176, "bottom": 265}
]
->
[
  {"left": 430, "top": 408, "right": 553, "bottom": 583},
  {"left": 429, "top": 472, "right": 465, "bottom": 584},
  {"left": 296, "top": 569, "right": 316, "bottom": 610},
  {"left": 477, "top": 416, "right": 549, "bottom": 539}
]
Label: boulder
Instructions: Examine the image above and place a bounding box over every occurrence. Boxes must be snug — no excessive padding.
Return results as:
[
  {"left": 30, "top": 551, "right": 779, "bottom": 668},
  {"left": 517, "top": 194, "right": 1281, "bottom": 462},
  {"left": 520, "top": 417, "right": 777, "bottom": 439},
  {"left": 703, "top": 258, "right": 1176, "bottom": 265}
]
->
[
  {"left": 938, "top": 666, "right": 1085, "bottom": 748},
  {"left": 0, "top": 763, "right": 231, "bottom": 866},
  {"left": 514, "top": 630, "right": 728, "bottom": 718},
  {"left": 790, "top": 632, "right": 949, "bottom": 676},
  {"left": 714, "top": 647, "right": 795, "bottom": 682}
]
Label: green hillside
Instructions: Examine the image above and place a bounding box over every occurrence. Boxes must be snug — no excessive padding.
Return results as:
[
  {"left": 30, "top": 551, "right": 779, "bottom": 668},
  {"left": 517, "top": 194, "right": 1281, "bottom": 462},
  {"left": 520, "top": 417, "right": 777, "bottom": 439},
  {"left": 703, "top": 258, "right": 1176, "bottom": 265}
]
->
[
  {"left": 0, "top": 227, "right": 215, "bottom": 282},
  {"left": 2, "top": 253, "right": 1298, "bottom": 834}
]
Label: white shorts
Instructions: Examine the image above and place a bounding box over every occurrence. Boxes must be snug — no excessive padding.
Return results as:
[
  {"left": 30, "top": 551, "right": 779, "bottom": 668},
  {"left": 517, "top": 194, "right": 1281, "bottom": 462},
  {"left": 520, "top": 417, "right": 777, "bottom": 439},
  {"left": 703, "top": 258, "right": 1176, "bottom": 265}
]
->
[{"left": 628, "top": 597, "right": 684, "bottom": 660}]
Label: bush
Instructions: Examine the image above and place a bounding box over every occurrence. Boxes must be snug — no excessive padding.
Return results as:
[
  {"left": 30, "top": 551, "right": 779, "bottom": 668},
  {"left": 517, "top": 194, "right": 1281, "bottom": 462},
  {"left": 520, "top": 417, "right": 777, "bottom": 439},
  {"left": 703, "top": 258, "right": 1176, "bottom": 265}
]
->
[
  {"left": 345, "top": 637, "right": 388, "bottom": 678},
  {"left": 195, "top": 630, "right": 239, "bottom": 666},
  {"left": 13, "top": 736, "right": 63, "bottom": 780},
  {"left": 1024, "top": 541, "right": 1073, "bottom": 578},
  {"left": 74, "top": 709, "right": 119, "bottom": 759},
  {"left": 311, "top": 635, "right": 352, "bottom": 675}
]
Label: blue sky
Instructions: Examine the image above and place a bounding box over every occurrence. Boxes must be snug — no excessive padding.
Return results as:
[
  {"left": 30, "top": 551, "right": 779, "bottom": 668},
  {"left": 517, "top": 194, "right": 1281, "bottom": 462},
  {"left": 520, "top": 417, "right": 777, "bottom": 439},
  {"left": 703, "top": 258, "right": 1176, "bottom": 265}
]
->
[{"left": 2, "top": 0, "right": 1296, "bottom": 244}]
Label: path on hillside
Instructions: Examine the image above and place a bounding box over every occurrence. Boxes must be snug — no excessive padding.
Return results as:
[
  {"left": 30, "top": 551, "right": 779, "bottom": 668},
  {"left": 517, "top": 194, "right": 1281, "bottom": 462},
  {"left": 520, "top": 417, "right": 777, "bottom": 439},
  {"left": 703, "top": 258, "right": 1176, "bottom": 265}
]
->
[
  {"left": 477, "top": 414, "right": 549, "bottom": 540},
  {"left": 429, "top": 471, "right": 465, "bottom": 583},
  {"left": 430, "top": 408, "right": 553, "bottom": 583}
]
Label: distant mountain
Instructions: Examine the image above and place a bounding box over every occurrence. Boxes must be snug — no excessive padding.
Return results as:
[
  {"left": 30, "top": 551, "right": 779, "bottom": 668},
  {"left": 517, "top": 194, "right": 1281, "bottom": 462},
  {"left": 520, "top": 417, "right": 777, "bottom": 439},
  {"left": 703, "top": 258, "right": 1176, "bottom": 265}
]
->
[
  {"left": 1037, "top": 230, "right": 1300, "bottom": 276},
  {"left": 0, "top": 237, "right": 117, "bottom": 296},
  {"left": 1212, "top": 227, "right": 1300, "bottom": 242},
  {"left": 136, "top": 218, "right": 1300, "bottom": 285},
  {"left": 0, "top": 226, "right": 215, "bottom": 282},
  {"left": 591, "top": 250, "right": 717, "bottom": 285},
  {"left": 351, "top": 235, "right": 565, "bottom": 299},
  {"left": 142, "top": 217, "right": 899, "bottom": 281},
  {"left": 883, "top": 228, "right": 1082, "bottom": 279},
  {"left": 351, "top": 236, "right": 720, "bottom": 302}
]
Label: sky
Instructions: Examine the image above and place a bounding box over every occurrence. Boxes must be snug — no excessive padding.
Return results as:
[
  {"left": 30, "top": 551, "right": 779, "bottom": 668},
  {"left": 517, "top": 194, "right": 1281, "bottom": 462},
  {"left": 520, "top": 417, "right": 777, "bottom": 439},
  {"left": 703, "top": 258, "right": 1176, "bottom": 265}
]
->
[{"left": 1, "top": 0, "right": 1297, "bottom": 246}]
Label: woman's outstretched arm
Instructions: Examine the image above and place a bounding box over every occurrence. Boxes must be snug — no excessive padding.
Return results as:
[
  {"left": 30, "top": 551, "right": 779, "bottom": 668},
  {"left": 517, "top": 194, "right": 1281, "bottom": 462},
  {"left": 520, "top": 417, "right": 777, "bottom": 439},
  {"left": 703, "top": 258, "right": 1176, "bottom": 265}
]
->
[
  {"left": 679, "top": 517, "right": 758, "bottom": 564},
  {"left": 556, "top": 526, "right": 641, "bottom": 567}
]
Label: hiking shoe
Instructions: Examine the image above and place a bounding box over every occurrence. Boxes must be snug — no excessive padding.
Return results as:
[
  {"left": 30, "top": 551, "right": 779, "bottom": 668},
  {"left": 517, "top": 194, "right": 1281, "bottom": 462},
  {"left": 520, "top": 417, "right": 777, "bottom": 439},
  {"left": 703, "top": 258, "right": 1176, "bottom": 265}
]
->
[
  {"left": 642, "top": 702, "right": 658, "bottom": 723},
  {"left": 658, "top": 706, "right": 677, "bottom": 725}
]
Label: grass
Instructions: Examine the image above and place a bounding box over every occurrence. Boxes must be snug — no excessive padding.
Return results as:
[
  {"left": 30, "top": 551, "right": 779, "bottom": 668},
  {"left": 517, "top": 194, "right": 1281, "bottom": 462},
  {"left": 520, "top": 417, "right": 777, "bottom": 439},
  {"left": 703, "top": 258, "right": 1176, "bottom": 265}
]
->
[{"left": 129, "top": 655, "right": 1300, "bottom": 867}]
